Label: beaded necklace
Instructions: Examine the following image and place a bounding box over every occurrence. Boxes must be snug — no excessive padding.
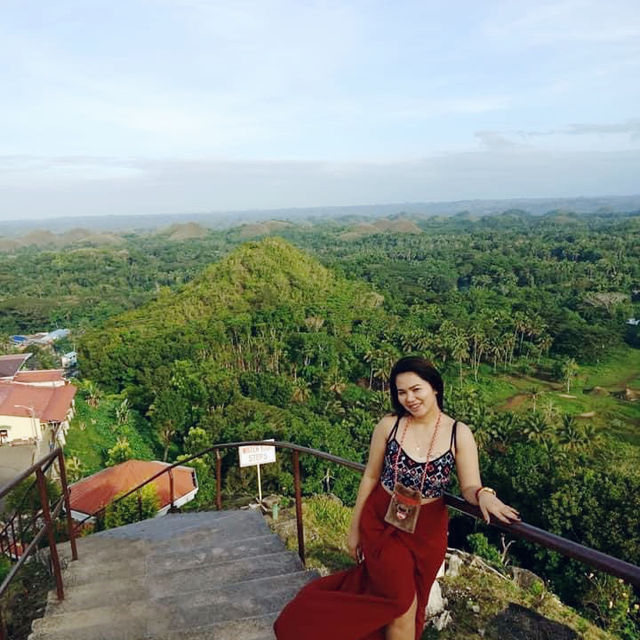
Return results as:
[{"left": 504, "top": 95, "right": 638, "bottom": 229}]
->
[{"left": 393, "top": 412, "right": 442, "bottom": 496}]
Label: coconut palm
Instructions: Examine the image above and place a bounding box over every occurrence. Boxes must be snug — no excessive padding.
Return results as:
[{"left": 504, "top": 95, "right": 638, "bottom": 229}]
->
[
  {"left": 557, "top": 415, "right": 587, "bottom": 451},
  {"left": 561, "top": 358, "right": 579, "bottom": 393},
  {"left": 291, "top": 378, "right": 311, "bottom": 404},
  {"left": 522, "top": 412, "right": 549, "bottom": 442}
]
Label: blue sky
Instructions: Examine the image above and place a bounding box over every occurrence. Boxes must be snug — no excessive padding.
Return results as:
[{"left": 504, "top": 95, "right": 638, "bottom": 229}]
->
[{"left": 1, "top": 0, "right": 639, "bottom": 219}]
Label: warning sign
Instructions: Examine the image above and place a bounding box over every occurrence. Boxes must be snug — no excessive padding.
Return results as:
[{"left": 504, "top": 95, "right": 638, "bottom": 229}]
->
[{"left": 238, "top": 441, "right": 276, "bottom": 468}]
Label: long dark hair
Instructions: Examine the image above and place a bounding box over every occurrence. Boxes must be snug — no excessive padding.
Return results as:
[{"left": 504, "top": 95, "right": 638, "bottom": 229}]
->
[{"left": 389, "top": 356, "right": 444, "bottom": 415}]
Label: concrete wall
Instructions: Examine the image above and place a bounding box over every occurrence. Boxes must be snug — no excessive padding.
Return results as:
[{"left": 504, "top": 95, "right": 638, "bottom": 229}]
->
[{"left": 0, "top": 414, "right": 41, "bottom": 444}]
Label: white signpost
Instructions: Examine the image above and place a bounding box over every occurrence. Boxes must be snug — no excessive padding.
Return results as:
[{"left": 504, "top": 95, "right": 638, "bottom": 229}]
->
[{"left": 238, "top": 440, "right": 276, "bottom": 503}]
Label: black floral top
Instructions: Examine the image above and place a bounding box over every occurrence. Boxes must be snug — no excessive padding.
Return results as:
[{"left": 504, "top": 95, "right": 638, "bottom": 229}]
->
[{"left": 380, "top": 417, "right": 457, "bottom": 499}]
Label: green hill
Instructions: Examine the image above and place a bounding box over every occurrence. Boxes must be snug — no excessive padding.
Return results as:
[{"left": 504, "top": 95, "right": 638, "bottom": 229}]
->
[{"left": 80, "top": 237, "right": 384, "bottom": 392}]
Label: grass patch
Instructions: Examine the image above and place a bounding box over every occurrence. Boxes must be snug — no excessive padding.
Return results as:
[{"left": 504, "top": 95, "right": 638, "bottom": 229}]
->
[
  {"left": 431, "top": 562, "right": 619, "bottom": 640},
  {"left": 269, "top": 494, "right": 354, "bottom": 575},
  {"left": 477, "top": 347, "right": 640, "bottom": 451}
]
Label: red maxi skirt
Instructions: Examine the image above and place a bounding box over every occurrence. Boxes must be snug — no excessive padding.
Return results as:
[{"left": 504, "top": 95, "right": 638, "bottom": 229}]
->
[{"left": 274, "top": 482, "right": 449, "bottom": 640}]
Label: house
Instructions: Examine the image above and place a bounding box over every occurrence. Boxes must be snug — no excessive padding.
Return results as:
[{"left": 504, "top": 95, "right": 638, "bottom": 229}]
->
[
  {"left": 61, "top": 351, "right": 77, "bottom": 368},
  {"left": 0, "top": 359, "right": 77, "bottom": 485},
  {"left": 0, "top": 381, "right": 77, "bottom": 448},
  {"left": 68, "top": 460, "right": 199, "bottom": 522}
]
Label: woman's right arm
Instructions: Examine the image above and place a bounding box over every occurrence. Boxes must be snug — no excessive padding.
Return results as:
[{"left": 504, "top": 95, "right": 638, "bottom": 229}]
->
[{"left": 347, "top": 415, "right": 394, "bottom": 560}]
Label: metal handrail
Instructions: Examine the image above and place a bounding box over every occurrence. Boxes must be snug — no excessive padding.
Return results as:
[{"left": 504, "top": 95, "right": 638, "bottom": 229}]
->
[
  {"left": 75, "top": 440, "right": 640, "bottom": 588},
  {"left": 0, "top": 448, "right": 77, "bottom": 640}
]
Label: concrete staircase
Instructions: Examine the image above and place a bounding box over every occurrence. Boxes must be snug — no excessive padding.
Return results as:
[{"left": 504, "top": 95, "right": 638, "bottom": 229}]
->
[{"left": 29, "top": 510, "right": 317, "bottom": 640}]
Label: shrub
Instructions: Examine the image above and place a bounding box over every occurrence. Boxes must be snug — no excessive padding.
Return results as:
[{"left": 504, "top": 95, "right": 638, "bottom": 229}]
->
[
  {"left": 104, "top": 484, "right": 160, "bottom": 529},
  {"left": 467, "top": 532, "right": 503, "bottom": 567}
]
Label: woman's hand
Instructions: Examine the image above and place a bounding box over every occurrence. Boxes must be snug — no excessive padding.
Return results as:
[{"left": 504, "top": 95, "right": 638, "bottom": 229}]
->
[
  {"left": 347, "top": 527, "right": 360, "bottom": 561},
  {"left": 478, "top": 492, "right": 521, "bottom": 525}
]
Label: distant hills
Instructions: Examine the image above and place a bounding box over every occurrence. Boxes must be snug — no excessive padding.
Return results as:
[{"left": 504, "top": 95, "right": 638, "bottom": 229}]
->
[{"left": 1, "top": 194, "right": 639, "bottom": 236}]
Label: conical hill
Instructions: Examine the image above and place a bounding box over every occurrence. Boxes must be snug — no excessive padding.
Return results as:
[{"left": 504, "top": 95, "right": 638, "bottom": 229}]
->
[{"left": 80, "top": 238, "right": 383, "bottom": 389}]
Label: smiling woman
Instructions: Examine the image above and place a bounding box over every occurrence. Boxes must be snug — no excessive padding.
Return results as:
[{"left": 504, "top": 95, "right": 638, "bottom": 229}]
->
[{"left": 274, "top": 355, "right": 520, "bottom": 640}]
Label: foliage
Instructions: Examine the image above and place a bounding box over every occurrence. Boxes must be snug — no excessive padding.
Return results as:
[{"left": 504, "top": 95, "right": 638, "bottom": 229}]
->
[
  {"left": 4, "top": 477, "right": 61, "bottom": 517},
  {"left": 64, "top": 394, "right": 157, "bottom": 475},
  {"left": 105, "top": 436, "right": 134, "bottom": 466},
  {"left": 580, "top": 573, "right": 639, "bottom": 640},
  {"left": 0, "top": 556, "right": 11, "bottom": 582},
  {"left": 103, "top": 483, "right": 160, "bottom": 529},
  {"left": 467, "top": 532, "right": 503, "bottom": 567}
]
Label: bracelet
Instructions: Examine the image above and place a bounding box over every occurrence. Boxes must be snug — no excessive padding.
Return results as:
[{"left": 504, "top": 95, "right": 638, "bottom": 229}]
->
[{"left": 475, "top": 486, "right": 496, "bottom": 502}]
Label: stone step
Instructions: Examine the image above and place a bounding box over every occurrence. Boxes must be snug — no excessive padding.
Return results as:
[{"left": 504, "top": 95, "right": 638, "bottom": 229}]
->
[
  {"left": 147, "top": 534, "right": 284, "bottom": 575},
  {"left": 30, "top": 572, "right": 313, "bottom": 640},
  {"left": 150, "top": 512, "right": 271, "bottom": 553},
  {"left": 150, "top": 571, "right": 317, "bottom": 632},
  {"left": 150, "top": 551, "right": 303, "bottom": 598},
  {"left": 45, "top": 574, "right": 148, "bottom": 615},
  {"left": 91, "top": 510, "right": 245, "bottom": 542},
  {"left": 153, "top": 613, "right": 278, "bottom": 640},
  {"left": 62, "top": 554, "right": 147, "bottom": 587},
  {"left": 29, "top": 510, "right": 315, "bottom": 640},
  {"left": 49, "top": 549, "right": 303, "bottom": 614},
  {"left": 56, "top": 537, "right": 150, "bottom": 565},
  {"left": 29, "top": 599, "right": 169, "bottom": 640}
]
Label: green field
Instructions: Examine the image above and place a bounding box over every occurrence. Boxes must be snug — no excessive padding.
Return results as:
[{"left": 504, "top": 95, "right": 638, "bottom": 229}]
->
[{"left": 479, "top": 347, "right": 640, "bottom": 448}]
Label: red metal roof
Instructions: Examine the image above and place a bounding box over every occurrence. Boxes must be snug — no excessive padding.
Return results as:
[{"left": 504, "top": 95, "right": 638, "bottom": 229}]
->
[
  {"left": 69, "top": 460, "right": 198, "bottom": 516},
  {"left": 13, "top": 370, "right": 65, "bottom": 383},
  {"left": 0, "top": 381, "right": 77, "bottom": 421},
  {"left": 0, "top": 354, "right": 31, "bottom": 378}
]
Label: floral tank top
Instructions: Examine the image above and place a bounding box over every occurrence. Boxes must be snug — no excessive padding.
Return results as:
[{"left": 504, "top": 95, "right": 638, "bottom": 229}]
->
[{"left": 380, "top": 416, "right": 457, "bottom": 499}]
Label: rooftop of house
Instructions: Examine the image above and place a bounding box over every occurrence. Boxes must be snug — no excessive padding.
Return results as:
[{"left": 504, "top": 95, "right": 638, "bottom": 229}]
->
[
  {"left": 69, "top": 460, "right": 198, "bottom": 516},
  {"left": 0, "top": 381, "right": 77, "bottom": 422},
  {"left": 0, "top": 353, "right": 32, "bottom": 378},
  {"left": 12, "top": 369, "right": 65, "bottom": 383}
]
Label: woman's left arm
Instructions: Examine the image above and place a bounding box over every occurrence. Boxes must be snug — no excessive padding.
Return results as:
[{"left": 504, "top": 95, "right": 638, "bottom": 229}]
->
[{"left": 455, "top": 422, "right": 521, "bottom": 525}]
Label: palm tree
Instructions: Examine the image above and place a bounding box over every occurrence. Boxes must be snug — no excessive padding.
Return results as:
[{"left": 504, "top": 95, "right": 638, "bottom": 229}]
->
[
  {"left": 561, "top": 358, "right": 579, "bottom": 393},
  {"left": 159, "top": 421, "right": 176, "bottom": 462},
  {"left": 527, "top": 386, "right": 543, "bottom": 412},
  {"left": 522, "top": 412, "right": 549, "bottom": 442},
  {"left": 81, "top": 379, "right": 102, "bottom": 408},
  {"left": 115, "top": 398, "right": 130, "bottom": 425},
  {"left": 558, "top": 415, "right": 586, "bottom": 451},
  {"left": 291, "top": 378, "right": 311, "bottom": 404}
]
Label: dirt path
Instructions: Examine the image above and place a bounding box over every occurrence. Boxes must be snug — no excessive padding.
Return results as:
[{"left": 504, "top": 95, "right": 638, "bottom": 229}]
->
[{"left": 500, "top": 394, "right": 528, "bottom": 410}]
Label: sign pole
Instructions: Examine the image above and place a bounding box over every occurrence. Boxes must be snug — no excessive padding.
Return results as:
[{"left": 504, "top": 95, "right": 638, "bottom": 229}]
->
[{"left": 257, "top": 463, "right": 263, "bottom": 503}]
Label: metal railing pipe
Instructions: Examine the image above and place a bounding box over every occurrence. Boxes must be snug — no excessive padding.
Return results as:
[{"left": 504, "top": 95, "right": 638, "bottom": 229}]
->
[{"left": 36, "top": 469, "right": 64, "bottom": 601}]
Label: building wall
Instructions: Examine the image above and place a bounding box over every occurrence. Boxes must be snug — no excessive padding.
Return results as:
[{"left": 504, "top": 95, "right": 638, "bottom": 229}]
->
[{"left": 0, "top": 415, "right": 42, "bottom": 444}]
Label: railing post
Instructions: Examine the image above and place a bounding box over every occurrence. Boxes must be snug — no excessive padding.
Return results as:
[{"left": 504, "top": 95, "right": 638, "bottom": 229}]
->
[
  {"left": 169, "top": 468, "right": 175, "bottom": 511},
  {"left": 57, "top": 451, "right": 78, "bottom": 561},
  {"left": 292, "top": 450, "right": 305, "bottom": 566},
  {"left": 17, "top": 509, "right": 24, "bottom": 553},
  {"left": 216, "top": 450, "right": 222, "bottom": 511},
  {"left": 9, "top": 520, "right": 16, "bottom": 558},
  {"left": 36, "top": 468, "right": 64, "bottom": 601}
]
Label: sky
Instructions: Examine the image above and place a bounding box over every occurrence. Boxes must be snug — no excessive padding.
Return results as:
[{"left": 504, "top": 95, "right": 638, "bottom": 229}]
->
[{"left": 1, "top": 0, "right": 639, "bottom": 220}]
